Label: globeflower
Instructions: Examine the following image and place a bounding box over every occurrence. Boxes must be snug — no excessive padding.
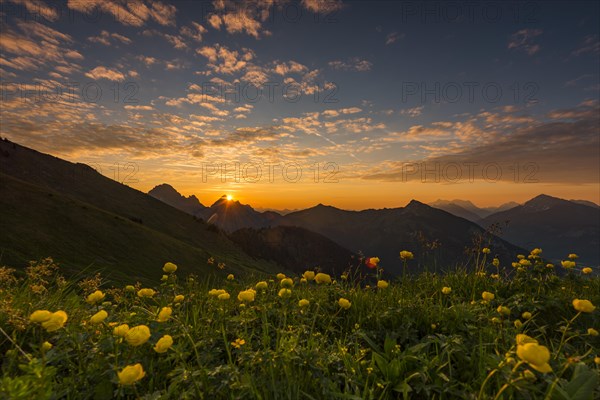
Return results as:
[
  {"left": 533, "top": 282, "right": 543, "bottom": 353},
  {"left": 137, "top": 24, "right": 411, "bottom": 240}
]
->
[
  {"left": 572, "top": 299, "right": 596, "bottom": 313},
  {"left": 588, "top": 328, "right": 599, "bottom": 336},
  {"left": 137, "top": 288, "right": 156, "bottom": 298},
  {"left": 157, "top": 307, "right": 172, "bottom": 322},
  {"left": 482, "top": 291, "right": 495, "bottom": 301},
  {"left": 517, "top": 343, "right": 552, "bottom": 373},
  {"left": 113, "top": 324, "right": 130, "bottom": 337},
  {"left": 280, "top": 278, "right": 294, "bottom": 288},
  {"left": 163, "top": 262, "right": 177, "bottom": 273},
  {"left": 519, "top": 259, "right": 532, "bottom": 267},
  {"left": 399, "top": 251, "right": 414, "bottom": 260},
  {"left": 492, "top": 258, "right": 500, "bottom": 267},
  {"left": 209, "top": 289, "right": 227, "bottom": 297},
  {"left": 86, "top": 290, "right": 105, "bottom": 304},
  {"left": 218, "top": 292, "right": 230, "bottom": 300},
  {"left": 482, "top": 248, "right": 491, "bottom": 254},
  {"left": 530, "top": 248, "right": 542, "bottom": 256},
  {"left": 365, "top": 257, "right": 380, "bottom": 269},
  {"left": 231, "top": 338, "right": 245, "bottom": 349},
  {"left": 568, "top": 253, "right": 578, "bottom": 260},
  {"left": 227, "top": 274, "right": 235, "bottom": 280},
  {"left": 514, "top": 320, "right": 523, "bottom": 329},
  {"left": 154, "top": 335, "right": 173, "bottom": 353},
  {"left": 125, "top": 325, "right": 151, "bottom": 346},
  {"left": 255, "top": 281, "right": 268, "bottom": 290},
  {"left": 41, "top": 341, "right": 53, "bottom": 351},
  {"left": 522, "top": 312, "right": 532, "bottom": 320},
  {"left": 117, "top": 363, "right": 145, "bottom": 385},
  {"left": 441, "top": 287, "right": 452, "bottom": 295},
  {"left": 298, "top": 299, "right": 310, "bottom": 307},
  {"left": 582, "top": 267, "right": 592, "bottom": 274},
  {"left": 338, "top": 298, "right": 351, "bottom": 309},
  {"left": 561, "top": 260, "right": 576, "bottom": 269},
  {"left": 497, "top": 306, "right": 511, "bottom": 316},
  {"left": 90, "top": 310, "right": 108, "bottom": 324},
  {"left": 41, "top": 311, "right": 68, "bottom": 332},
  {"left": 276, "top": 273, "right": 286, "bottom": 280},
  {"left": 278, "top": 288, "right": 292, "bottom": 298},
  {"left": 302, "top": 271, "right": 315, "bottom": 281},
  {"left": 174, "top": 295, "right": 184, "bottom": 303},
  {"left": 237, "top": 289, "right": 255, "bottom": 302},
  {"left": 314, "top": 273, "right": 332, "bottom": 284},
  {"left": 29, "top": 310, "right": 52, "bottom": 323},
  {"left": 125, "top": 285, "right": 135, "bottom": 292}
]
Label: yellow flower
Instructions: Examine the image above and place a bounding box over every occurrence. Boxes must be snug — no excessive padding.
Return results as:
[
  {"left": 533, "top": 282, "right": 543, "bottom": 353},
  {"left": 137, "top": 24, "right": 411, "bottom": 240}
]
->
[
  {"left": 41, "top": 341, "right": 53, "bottom": 351},
  {"left": 163, "top": 262, "right": 177, "bottom": 273},
  {"left": 482, "top": 248, "right": 491, "bottom": 254},
  {"left": 278, "top": 288, "right": 292, "bottom": 298},
  {"left": 519, "top": 259, "right": 531, "bottom": 267},
  {"left": 582, "top": 267, "right": 592, "bottom": 274},
  {"left": 338, "top": 298, "right": 351, "bottom": 309},
  {"left": 86, "top": 290, "right": 105, "bottom": 304},
  {"left": 491, "top": 317, "right": 501, "bottom": 324},
  {"left": 300, "top": 278, "right": 307, "bottom": 283},
  {"left": 497, "top": 306, "right": 511, "bottom": 316},
  {"left": 125, "top": 325, "right": 151, "bottom": 346},
  {"left": 441, "top": 287, "right": 451, "bottom": 295},
  {"left": 218, "top": 292, "right": 230, "bottom": 300},
  {"left": 174, "top": 295, "right": 185, "bottom": 303},
  {"left": 492, "top": 258, "right": 500, "bottom": 267},
  {"left": 41, "top": 311, "right": 68, "bottom": 332},
  {"left": 209, "top": 289, "right": 226, "bottom": 297},
  {"left": 227, "top": 274, "right": 234, "bottom": 280},
  {"left": 572, "top": 299, "right": 596, "bottom": 313},
  {"left": 117, "top": 363, "right": 145, "bottom": 385},
  {"left": 568, "top": 253, "right": 578, "bottom": 260},
  {"left": 90, "top": 310, "right": 108, "bottom": 324},
  {"left": 154, "top": 335, "right": 173, "bottom": 353},
  {"left": 530, "top": 248, "right": 542, "bottom": 256},
  {"left": 113, "top": 324, "right": 130, "bottom": 337},
  {"left": 276, "top": 273, "right": 286, "bottom": 280},
  {"left": 314, "top": 273, "right": 332, "bottom": 284},
  {"left": 517, "top": 254, "right": 525, "bottom": 259},
  {"left": 514, "top": 320, "right": 523, "bottom": 329},
  {"left": 255, "top": 281, "right": 268, "bottom": 290},
  {"left": 546, "top": 263, "right": 554, "bottom": 269},
  {"left": 595, "top": 357, "right": 600, "bottom": 365},
  {"left": 522, "top": 312, "right": 532, "bottom": 320},
  {"left": 561, "top": 260, "right": 576, "bottom": 269},
  {"left": 302, "top": 271, "right": 315, "bottom": 281},
  {"left": 517, "top": 343, "right": 552, "bottom": 373},
  {"left": 298, "top": 299, "right": 310, "bottom": 307},
  {"left": 125, "top": 285, "right": 135, "bottom": 292},
  {"left": 280, "top": 278, "right": 294, "bottom": 288},
  {"left": 399, "top": 250, "right": 414, "bottom": 260},
  {"left": 157, "top": 307, "right": 172, "bottom": 322},
  {"left": 231, "top": 338, "right": 245, "bottom": 349},
  {"left": 29, "top": 310, "right": 52, "bottom": 323},
  {"left": 377, "top": 280, "right": 389, "bottom": 289},
  {"left": 587, "top": 328, "right": 599, "bottom": 336},
  {"left": 516, "top": 334, "right": 538, "bottom": 346},
  {"left": 237, "top": 289, "right": 256, "bottom": 302},
  {"left": 137, "top": 288, "right": 156, "bottom": 298},
  {"left": 482, "top": 291, "right": 495, "bottom": 301}
]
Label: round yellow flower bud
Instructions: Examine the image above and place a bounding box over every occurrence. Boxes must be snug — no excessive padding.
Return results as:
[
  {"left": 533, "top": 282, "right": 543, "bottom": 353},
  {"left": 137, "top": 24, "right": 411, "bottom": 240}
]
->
[
  {"left": 86, "top": 290, "right": 105, "bottom": 304},
  {"left": 90, "top": 310, "right": 108, "bottom": 324},
  {"left": 276, "top": 273, "right": 286, "bottom": 280},
  {"left": 441, "top": 287, "right": 451, "bottom": 295},
  {"left": 154, "top": 335, "right": 173, "bottom": 353},
  {"left": 255, "top": 281, "right": 268, "bottom": 290},
  {"left": 582, "top": 267, "right": 592, "bottom": 274},
  {"left": 587, "top": 328, "right": 599, "bottom": 336},
  {"left": 163, "top": 262, "right": 177, "bottom": 273},
  {"left": 29, "top": 310, "right": 52, "bottom": 323},
  {"left": 522, "top": 312, "right": 532, "bottom": 320},
  {"left": 298, "top": 299, "right": 310, "bottom": 307},
  {"left": 113, "top": 324, "right": 130, "bottom": 337},
  {"left": 125, "top": 325, "right": 151, "bottom": 346},
  {"left": 278, "top": 288, "right": 292, "bottom": 298},
  {"left": 280, "top": 278, "right": 294, "bottom": 288},
  {"left": 41, "top": 341, "right": 53, "bottom": 351},
  {"left": 137, "top": 288, "right": 156, "bottom": 298},
  {"left": 517, "top": 343, "right": 552, "bottom": 373},
  {"left": 572, "top": 299, "right": 596, "bottom": 313},
  {"left": 237, "top": 289, "right": 255, "bottom": 302},
  {"left": 41, "top": 311, "right": 68, "bottom": 332},
  {"left": 482, "top": 291, "right": 495, "bottom": 301},
  {"left": 227, "top": 274, "right": 235, "bottom": 281},
  {"left": 497, "top": 306, "right": 511, "bottom": 316},
  {"left": 338, "top": 298, "right": 351, "bottom": 309},
  {"left": 157, "top": 307, "right": 172, "bottom": 322},
  {"left": 314, "top": 273, "right": 332, "bottom": 284},
  {"left": 218, "top": 292, "right": 230, "bottom": 300},
  {"left": 399, "top": 250, "right": 414, "bottom": 260},
  {"left": 174, "top": 295, "right": 184, "bottom": 303},
  {"left": 302, "top": 271, "right": 315, "bottom": 281},
  {"left": 117, "top": 363, "right": 145, "bottom": 385},
  {"left": 377, "top": 280, "right": 389, "bottom": 289}
]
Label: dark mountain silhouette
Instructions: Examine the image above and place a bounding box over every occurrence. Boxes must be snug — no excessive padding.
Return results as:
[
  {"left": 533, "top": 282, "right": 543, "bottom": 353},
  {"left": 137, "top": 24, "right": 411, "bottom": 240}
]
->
[
  {"left": 195, "top": 195, "right": 281, "bottom": 232},
  {"left": 480, "top": 194, "right": 600, "bottom": 266},
  {"left": 277, "top": 200, "right": 526, "bottom": 274},
  {"left": 148, "top": 184, "right": 205, "bottom": 214},
  {"left": 229, "top": 226, "right": 357, "bottom": 275},
  {"left": 570, "top": 199, "right": 599, "bottom": 209},
  {"left": 0, "top": 139, "right": 276, "bottom": 281},
  {"left": 429, "top": 199, "right": 520, "bottom": 221}
]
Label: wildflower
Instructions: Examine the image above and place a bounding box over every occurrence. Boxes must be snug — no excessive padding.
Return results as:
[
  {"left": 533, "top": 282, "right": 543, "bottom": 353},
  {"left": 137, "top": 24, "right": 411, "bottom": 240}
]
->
[
  {"left": 582, "top": 267, "right": 592, "bottom": 274},
  {"left": 163, "top": 262, "right": 177, "bottom": 273},
  {"left": 572, "top": 299, "right": 596, "bottom": 313},
  {"left": 341, "top": 274, "right": 348, "bottom": 280},
  {"left": 512, "top": 262, "right": 519, "bottom": 268},
  {"left": 482, "top": 291, "right": 495, "bottom": 301},
  {"left": 546, "top": 263, "right": 554, "bottom": 268},
  {"left": 231, "top": 338, "right": 245, "bottom": 348},
  {"left": 227, "top": 274, "right": 235, "bottom": 280},
  {"left": 42, "top": 341, "right": 52, "bottom": 351},
  {"left": 29, "top": 310, "right": 52, "bottom": 323},
  {"left": 399, "top": 251, "right": 414, "bottom": 260},
  {"left": 516, "top": 334, "right": 538, "bottom": 345},
  {"left": 86, "top": 290, "right": 105, "bottom": 304},
  {"left": 482, "top": 248, "right": 490, "bottom": 254},
  {"left": 278, "top": 288, "right": 292, "bottom": 298},
  {"left": 522, "top": 312, "right": 532, "bottom": 320},
  {"left": 517, "top": 343, "right": 552, "bottom": 373},
  {"left": 41, "top": 311, "right": 68, "bottom": 332},
  {"left": 302, "top": 271, "right": 315, "bottom": 281},
  {"left": 491, "top": 317, "right": 501, "bottom": 324},
  {"left": 207, "top": 257, "right": 214, "bottom": 264},
  {"left": 377, "top": 280, "right": 389, "bottom": 289},
  {"left": 255, "top": 281, "right": 268, "bottom": 290},
  {"left": 517, "top": 254, "right": 525, "bottom": 260},
  {"left": 431, "top": 324, "right": 437, "bottom": 329},
  {"left": 237, "top": 289, "right": 256, "bottom": 302},
  {"left": 209, "top": 289, "right": 226, "bottom": 297},
  {"left": 174, "top": 295, "right": 184, "bottom": 303},
  {"left": 531, "top": 248, "right": 542, "bottom": 256},
  {"left": 90, "top": 310, "right": 108, "bottom": 324},
  {"left": 561, "top": 260, "right": 576, "bottom": 269},
  {"left": 161, "top": 275, "right": 168, "bottom": 281},
  {"left": 300, "top": 278, "right": 307, "bottom": 283},
  {"left": 492, "top": 258, "right": 500, "bottom": 267},
  {"left": 442, "top": 287, "right": 452, "bottom": 295},
  {"left": 365, "top": 257, "right": 380, "bottom": 269},
  {"left": 490, "top": 274, "right": 500, "bottom": 279},
  {"left": 514, "top": 320, "right": 523, "bottom": 329},
  {"left": 113, "top": 324, "right": 130, "bottom": 337},
  {"left": 519, "top": 259, "right": 532, "bottom": 267},
  {"left": 276, "top": 273, "right": 286, "bottom": 280},
  {"left": 214, "top": 292, "right": 228, "bottom": 301},
  {"left": 568, "top": 253, "right": 578, "bottom": 260},
  {"left": 595, "top": 357, "right": 600, "bottom": 365},
  {"left": 298, "top": 299, "right": 310, "bottom": 307},
  {"left": 338, "top": 298, "right": 351, "bottom": 309},
  {"left": 157, "top": 307, "right": 172, "bottom": 322},
  {"left": 125, "top": 285, "right": 135, "bottom": 292},
  {"left": 523, "top": 370, "right": 536, "bottom": 380},
  {"left": 588, "top": 328, "right": 599, "bottom": 336},
  {"left": 154, "top": 335, "right": 173, "bottom": 353},
  {"left": 280, "top": 278, "right": 294, "bottom": 288},
  {"left": 125, "top": 325, "right": 151, "bottom": 346},
  {"left": 117, "top": 363, "right": 145, "bottom": 385},
  {"left": 497, "top": 306, "right": 511, "bottom": 316},
  {"left": 137, "top": 288, "right": 156, "bottom": 298},
  {"left": 314, "top": 273, "right": 332, "bottom": 284}
]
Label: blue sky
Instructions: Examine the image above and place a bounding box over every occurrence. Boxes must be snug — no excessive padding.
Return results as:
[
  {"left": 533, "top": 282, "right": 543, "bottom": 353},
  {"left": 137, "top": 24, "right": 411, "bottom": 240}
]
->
[{"left": 1, "top": 0, "right": 599, "bottom": 208}]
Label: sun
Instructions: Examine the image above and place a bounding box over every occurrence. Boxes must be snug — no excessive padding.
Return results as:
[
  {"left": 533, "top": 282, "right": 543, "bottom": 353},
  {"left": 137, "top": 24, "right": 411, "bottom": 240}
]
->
[{"left": 226, "top": 195, "right": 233, "bottom": 201}]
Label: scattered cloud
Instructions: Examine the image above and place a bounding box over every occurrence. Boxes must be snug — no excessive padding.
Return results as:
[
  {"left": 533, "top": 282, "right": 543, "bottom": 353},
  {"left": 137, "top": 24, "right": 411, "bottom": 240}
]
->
[
  {"left": 85, "top": 66, "right": 126, "bottom": 81},
  {"left": 508, "top": 29, "right": 543, "bottom": 55},
  {"left": 328, "top": 57, "right": 372, "bottom": 72},
  {"left": 88, "top": 30, "right": 132, "bottom": 46}
]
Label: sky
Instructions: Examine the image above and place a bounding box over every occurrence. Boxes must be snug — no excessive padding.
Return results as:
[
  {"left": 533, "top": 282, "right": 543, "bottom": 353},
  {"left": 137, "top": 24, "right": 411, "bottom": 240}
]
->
[{"left": 1, "top": 0, "right": 599, "bottom": 210}]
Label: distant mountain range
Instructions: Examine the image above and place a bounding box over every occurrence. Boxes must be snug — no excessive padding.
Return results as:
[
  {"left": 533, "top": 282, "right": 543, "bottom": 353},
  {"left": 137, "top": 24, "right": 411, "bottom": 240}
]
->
[
  {"left": 148, "top": 184, "right": 205, "bottom": 215},
  {"left": 428, "top": 199, "right": 520, "bottom": 222}
]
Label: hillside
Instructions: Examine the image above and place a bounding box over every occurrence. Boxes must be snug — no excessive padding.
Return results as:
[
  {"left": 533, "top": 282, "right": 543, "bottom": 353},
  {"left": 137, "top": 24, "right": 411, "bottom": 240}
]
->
[
  {"left": 148, "top": 183, "right": 206, "bottom": 214},
  {"left": 0, "top": 139, "right": 276, "bottom": 281}
]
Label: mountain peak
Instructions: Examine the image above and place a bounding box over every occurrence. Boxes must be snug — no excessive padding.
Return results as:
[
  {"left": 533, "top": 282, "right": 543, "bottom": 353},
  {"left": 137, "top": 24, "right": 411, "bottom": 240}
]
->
[
  {"left": 405, "top": 199, "right": 427, "bottom": 208},
  {"left": 148, "top": 184, "right": 205, "bottom": 214},
  {"left": 524, "top": 194, "right": 567, "bottom": 210}
]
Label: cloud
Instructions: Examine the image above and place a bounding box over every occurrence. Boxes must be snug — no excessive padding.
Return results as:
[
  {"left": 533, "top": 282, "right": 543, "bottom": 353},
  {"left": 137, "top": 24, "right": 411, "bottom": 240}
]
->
[
  {"left": 301, "top": 0, "right": 343, "bottom": 13},
  {"left": 400, "top": 106, "right": 424, "bottom": 117},
  {"left": 196, "top": 44, "right": 254, "bottom": 74},
  {"left": 322, "top": 107, "right": 362, "bottom": 118},
  {"left": 6, "top": 0, "right": 59, "bottom": 21},
  {"left": 571, "top": 35, "right": 600, "bottom": 56},
  {"left": 272, "top": 61, "right": 308, "bottom": 75},
  {"left": 66, "top": 0, "right": 177, "bottom": 27},
  {"left": 88, "top": 30, "right": 132, "bottom": 46},
  {"left": 124, "top": 105, "right": 154, "bottom": 111},
  {"left": 328, "top": 57, "right": 372, "bottom": 72},
  {"left": 508, "top": 29, "right": 543, "bottom": 55},
  {"left": 385, "top": 32, "right": 404, "bottom": 45},
  {"left": 180, "top": 22, "right": 207, "bottom": 42},
  {"left": 85, "top": 66, "right": 126, "bottom": 81}
]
